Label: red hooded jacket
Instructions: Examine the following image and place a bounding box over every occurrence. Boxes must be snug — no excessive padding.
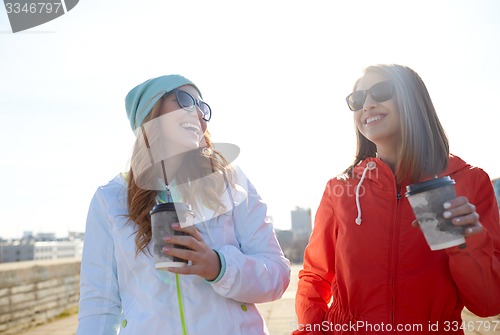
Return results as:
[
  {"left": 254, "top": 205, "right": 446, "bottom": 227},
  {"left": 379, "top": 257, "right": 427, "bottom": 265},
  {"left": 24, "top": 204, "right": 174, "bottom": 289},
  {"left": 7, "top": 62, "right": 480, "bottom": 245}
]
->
[{"left": 294, "top": 155, "right": 500, "bottom": 334}]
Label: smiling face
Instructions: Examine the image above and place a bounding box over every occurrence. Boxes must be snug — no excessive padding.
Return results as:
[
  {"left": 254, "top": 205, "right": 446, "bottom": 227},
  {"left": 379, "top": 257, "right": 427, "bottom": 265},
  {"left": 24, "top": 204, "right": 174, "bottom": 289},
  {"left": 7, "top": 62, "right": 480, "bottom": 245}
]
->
[
  {"left": 353, "top": 72, "right": 401, "bottom": 149},
  {"left": 157, "top": 84, "right": 207, "bottom": 155}
]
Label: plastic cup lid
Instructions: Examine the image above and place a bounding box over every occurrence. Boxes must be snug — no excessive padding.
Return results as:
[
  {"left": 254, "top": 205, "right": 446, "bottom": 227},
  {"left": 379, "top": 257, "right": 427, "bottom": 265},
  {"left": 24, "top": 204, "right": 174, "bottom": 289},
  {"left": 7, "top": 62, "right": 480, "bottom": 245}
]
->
[
  {"left": 150, "top": 202, "right": 192, "bottom": 215},
  {"left": 405, "top": 176, "right": 455, "bottom": 197}
]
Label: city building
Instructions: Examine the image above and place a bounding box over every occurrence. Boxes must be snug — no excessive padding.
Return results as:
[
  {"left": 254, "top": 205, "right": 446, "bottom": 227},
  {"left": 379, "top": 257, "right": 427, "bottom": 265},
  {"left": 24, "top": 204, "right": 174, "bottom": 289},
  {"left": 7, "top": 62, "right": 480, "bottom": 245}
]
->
[
  {"left": 0, "top": 232, "right": 84, "bottom": 263},
  {"left": 492, "top": 177, "right": 500, "bottom": 208},
  {"left": 0, "top": 240, "right": 34, "bottom": 262},
  {"left": 272, "top": 207, "right": 313, "bottom": 264},
  {"left": 34, "top": 241, "right": 83, "bottom": 260},
  {"left": 291, "top": 206, "right": 312, "bottom": 237}
]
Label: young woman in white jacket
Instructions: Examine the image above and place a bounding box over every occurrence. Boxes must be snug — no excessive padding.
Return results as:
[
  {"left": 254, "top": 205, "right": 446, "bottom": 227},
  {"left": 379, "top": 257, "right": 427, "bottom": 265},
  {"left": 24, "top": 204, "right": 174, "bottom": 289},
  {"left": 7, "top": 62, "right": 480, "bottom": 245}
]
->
[{"left": 76, "top": 75, "right": 291, "bottom": 335}]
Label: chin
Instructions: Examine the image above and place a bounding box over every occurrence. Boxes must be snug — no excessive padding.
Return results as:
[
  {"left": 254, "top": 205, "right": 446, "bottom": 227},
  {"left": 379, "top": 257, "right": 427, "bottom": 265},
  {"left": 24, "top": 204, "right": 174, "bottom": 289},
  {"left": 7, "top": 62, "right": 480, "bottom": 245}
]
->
[{"left": 184, "top": 142, "right": 200, "bottom": 151}]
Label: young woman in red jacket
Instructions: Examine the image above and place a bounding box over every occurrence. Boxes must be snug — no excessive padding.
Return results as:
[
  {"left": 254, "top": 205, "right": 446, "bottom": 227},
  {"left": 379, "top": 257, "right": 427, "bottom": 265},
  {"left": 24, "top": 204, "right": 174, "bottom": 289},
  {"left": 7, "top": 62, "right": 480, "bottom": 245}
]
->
[{"left": 294, "top": 64, "right": 500, "bottom": 334}]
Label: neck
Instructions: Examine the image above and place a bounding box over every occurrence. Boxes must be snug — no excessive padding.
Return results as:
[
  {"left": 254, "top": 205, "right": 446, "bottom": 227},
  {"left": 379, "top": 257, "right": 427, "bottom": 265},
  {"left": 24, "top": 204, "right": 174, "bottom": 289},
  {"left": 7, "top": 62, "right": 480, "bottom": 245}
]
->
[{"left": 376, "top": 143, "right": 398, "bottom": 173}]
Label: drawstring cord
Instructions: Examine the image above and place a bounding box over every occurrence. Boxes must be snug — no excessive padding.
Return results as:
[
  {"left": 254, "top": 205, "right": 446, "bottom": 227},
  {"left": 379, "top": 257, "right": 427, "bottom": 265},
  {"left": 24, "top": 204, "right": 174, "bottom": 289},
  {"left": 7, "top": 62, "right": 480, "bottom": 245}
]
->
[{"left": 355, "top": 161, "right": 377, "bottom": 225}]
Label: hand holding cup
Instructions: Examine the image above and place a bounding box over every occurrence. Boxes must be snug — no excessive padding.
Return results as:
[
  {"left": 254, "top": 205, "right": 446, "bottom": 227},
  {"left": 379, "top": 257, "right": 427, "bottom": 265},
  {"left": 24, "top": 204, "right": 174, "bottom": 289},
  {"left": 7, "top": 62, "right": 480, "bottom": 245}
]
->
[
  {"left": 162, "top": 223, "right": 222, "bottom": 281},
  {"left": 412, "top": 197, "right": 483, "bottom": 237},
  {"left": 441, "top": 196, "right": 483, "bottom": 237},
  {"left": 406, "top": 176, "right": 467, "bottom": 250}
]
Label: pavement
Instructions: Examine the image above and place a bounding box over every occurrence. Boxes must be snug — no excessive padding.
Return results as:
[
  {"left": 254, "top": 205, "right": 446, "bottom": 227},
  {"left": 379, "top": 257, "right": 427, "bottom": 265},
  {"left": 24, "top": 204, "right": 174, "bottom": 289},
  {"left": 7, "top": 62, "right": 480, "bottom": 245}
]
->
[{"left": 16, "top": 264, "right": 500, "bottom": 335}]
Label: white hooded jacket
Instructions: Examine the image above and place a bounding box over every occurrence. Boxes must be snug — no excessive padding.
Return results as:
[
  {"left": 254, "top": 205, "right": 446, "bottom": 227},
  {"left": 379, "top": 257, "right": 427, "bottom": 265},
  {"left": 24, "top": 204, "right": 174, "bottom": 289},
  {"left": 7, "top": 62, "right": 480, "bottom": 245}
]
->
[{"left": 77, "top": 167, "right": 291, "bottom": 335}]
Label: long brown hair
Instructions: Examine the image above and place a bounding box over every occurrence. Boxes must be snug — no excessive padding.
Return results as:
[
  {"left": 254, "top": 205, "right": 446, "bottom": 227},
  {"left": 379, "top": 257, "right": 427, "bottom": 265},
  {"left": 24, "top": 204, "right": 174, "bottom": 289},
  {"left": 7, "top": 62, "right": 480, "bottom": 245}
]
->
[
  {"left": 126, "top": 91, "right": 231, "bottom": 255},
  {"left": 345, "top": 64, "right": 449, "bottom": 184}
]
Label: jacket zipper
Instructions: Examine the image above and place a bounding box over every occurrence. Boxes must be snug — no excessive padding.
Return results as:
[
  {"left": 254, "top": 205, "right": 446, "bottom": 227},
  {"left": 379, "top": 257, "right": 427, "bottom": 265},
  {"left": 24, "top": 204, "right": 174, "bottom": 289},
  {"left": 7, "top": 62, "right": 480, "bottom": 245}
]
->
[
  {"left": 175, "top": 274, "right": 188, "bottom": 335},
  {"left": 390, "top": 189, "right": 403, "bottom": 326}
]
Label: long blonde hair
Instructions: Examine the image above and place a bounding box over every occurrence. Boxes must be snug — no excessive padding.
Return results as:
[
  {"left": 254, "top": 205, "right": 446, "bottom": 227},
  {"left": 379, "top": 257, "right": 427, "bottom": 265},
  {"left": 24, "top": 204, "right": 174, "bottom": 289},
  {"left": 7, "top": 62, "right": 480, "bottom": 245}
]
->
[
  {"left": 126, "top": 91, "right": 231, "bottom": 255},
  {"left": 345, "top": 64, "right": 449, "bottom": 184}
]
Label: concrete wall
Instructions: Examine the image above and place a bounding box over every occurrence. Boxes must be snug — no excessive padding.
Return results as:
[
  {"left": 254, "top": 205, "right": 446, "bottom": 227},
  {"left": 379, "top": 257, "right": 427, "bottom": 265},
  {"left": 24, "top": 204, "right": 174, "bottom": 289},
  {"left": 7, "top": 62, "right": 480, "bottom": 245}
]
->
[{"left": 0, "top": 258, "right": 80, "bottom": 335}]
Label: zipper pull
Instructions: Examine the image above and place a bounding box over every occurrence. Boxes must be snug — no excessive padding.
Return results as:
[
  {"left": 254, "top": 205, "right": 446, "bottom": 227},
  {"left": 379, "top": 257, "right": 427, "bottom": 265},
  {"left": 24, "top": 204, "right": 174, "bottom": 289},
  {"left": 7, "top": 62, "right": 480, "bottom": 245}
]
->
[
  {"left": 166, "top": 185, "right": 173, "bottom": 203},
  {"left": 396, "top": 192, "right": 401, "bottom": 200}
]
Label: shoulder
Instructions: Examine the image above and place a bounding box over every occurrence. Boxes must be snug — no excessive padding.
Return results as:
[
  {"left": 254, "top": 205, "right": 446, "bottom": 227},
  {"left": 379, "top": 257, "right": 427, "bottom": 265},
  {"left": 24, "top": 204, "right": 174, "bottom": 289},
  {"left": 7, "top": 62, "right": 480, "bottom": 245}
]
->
[
  {"left": 91, "top": 174, "right": 128, "bottom": 208},
  {"left": 224, "top": 164, "right": 251, "bottom": 200},
  {"left": 447, "top": 154, "right": 492, "bottom": 181},
  {"left": 447, "top": 155, "right": 496, "bottom": 203},
  {"left": 86, "top": 174, "right": 129, "bottom": 229},
  {"left": 224, "top": 164, "right": 252, "bottom": 190}
]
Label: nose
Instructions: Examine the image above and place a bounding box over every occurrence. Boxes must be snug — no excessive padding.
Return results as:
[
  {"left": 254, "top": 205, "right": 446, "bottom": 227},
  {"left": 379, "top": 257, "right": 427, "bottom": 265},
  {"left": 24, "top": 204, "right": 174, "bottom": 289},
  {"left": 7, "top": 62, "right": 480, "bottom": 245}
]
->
[
  {"left": 193, "top": 105, "right": 208, "bottom": 131},
  {"left": 362, "top": 93, "right": 377, "bottom": 111},
  {"left": 195, "top": 105, "right": 203, "bottom": 118}
]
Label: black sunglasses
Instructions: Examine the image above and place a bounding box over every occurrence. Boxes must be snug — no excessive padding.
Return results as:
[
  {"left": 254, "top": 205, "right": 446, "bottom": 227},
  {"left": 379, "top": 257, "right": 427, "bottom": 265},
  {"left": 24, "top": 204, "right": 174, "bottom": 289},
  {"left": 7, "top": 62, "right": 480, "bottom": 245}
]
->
[
  {"left": 345, "top": 81, "right": 394, "bottom": 111},
  {"left": 173, "top": 89, "right": 212, "bottom": 122}
]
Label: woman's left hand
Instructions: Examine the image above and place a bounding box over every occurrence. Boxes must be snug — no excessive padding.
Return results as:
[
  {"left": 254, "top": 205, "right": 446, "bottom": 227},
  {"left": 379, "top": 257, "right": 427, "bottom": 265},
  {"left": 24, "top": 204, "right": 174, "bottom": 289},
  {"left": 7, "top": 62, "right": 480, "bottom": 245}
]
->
[
  {"left": 162, "top": 223, "right": 221, "bottom": 281},
  {"left": 442, "top": 196, "right": 483, "bottom": 237},
  {"left": 411, "top": 196, "right": 483, "bottom": 237}
]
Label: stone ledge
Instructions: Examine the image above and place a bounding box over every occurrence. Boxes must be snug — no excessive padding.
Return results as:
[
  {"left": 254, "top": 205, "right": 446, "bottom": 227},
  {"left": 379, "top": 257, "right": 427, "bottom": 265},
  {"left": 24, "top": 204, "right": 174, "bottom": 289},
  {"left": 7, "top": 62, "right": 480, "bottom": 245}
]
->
[{"left": 0, "top": 258, "right": 81, "bottom": 335}]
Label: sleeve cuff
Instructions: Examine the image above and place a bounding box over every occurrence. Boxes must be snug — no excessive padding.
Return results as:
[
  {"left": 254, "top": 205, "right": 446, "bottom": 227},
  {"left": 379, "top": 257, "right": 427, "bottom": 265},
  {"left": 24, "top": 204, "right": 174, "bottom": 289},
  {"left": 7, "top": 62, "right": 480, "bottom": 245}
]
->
[{"left": 206, "top": 249, "right": 226, "bottom": 283}]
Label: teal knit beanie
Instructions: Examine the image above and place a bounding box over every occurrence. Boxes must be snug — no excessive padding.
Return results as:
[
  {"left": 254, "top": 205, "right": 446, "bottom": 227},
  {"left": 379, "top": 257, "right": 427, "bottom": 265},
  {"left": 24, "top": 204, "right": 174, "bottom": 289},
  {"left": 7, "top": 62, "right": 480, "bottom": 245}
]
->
[{"left": 125, "top": 75, "right": 201, "bottom": 131}]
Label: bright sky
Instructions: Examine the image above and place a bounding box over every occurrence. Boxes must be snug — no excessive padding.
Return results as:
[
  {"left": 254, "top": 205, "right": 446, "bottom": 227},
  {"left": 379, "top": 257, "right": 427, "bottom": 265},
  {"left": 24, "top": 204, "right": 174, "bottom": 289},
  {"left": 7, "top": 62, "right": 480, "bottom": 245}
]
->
[{"left": 1, "top": 0, "right": 500, "bottom": 239}]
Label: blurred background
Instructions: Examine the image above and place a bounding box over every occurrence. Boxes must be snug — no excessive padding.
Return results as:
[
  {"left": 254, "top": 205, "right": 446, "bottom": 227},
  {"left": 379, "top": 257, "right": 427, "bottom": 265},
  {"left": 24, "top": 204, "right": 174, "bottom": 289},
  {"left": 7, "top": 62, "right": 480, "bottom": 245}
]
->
[{"left": 1, "top": 0, "right": 499, "bottom": 241}]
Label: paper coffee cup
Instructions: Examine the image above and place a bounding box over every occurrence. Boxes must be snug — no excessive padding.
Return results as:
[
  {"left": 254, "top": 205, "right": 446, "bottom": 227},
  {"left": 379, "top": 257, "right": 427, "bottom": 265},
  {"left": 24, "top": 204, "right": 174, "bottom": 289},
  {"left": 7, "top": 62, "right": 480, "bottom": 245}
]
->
[
  {"left": 150, "top": 202, "right": 194, "bottom": 269},
  {"left": 406, "top": 176, "right": 465, "bottom": 250}
]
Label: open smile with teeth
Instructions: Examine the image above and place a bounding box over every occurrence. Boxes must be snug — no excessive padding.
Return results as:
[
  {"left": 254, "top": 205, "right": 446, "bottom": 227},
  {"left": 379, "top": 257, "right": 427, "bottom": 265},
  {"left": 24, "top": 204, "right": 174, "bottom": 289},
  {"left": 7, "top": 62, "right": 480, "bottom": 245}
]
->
[
  {"left": 364, "top": 115, "right": 385, "bottom": 125},
  {"left": 180, "top": 122, "right": 200, "bottom": 133}
]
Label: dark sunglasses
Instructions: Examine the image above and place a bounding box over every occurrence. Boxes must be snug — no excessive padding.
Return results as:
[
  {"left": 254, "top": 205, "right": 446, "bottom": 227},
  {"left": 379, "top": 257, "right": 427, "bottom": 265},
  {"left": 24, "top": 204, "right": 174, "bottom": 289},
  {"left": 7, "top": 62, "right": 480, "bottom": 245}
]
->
[
  {"left": 173, "top": 89, "right": 212, "bottom": 122},
  {"left": 345, "top": 80, "right": 394, "bottom": 111}
]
